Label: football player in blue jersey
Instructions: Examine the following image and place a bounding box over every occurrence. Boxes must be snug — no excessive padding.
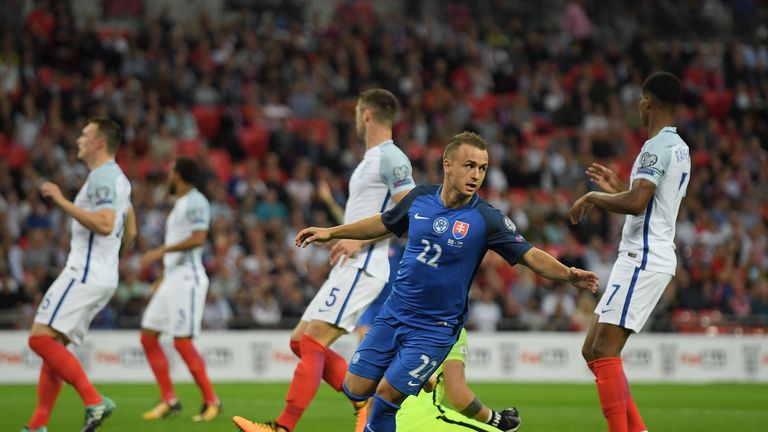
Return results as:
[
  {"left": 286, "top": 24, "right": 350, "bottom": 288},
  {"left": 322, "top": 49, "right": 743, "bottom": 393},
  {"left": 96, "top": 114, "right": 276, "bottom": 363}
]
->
[{"left": 295, "top": 131, "right": 599, "bottom": 432}]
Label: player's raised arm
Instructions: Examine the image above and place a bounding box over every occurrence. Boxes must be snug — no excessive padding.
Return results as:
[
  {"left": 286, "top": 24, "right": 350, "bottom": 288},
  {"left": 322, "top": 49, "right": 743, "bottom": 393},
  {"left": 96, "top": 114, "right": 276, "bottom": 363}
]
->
[
  {"left": 295, "top": 213, "right": 390, "bottom": 248},
  {"left": 41, "top": 181, "right": 116, "bottom": 236},
  {"left": 586, "top": 162, "right": 628, "bottom": 193},
  {"left": 519, "top": 247, "right": 599, "bottom": 293},
  {"left": 568, "top": 178, "right": 656, "bottom": 224}
]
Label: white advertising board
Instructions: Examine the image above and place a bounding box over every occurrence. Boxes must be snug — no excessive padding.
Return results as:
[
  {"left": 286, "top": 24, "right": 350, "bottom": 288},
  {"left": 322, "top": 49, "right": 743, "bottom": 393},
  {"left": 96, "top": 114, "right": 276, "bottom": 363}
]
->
[{"left": 1, "top": 331, "right": 766, "bottom": 383}]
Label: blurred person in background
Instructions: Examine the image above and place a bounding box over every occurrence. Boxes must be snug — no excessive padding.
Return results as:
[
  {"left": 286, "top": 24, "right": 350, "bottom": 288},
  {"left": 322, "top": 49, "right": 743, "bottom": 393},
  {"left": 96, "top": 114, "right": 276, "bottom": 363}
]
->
[{"left": 138, "top": 157, "right": 221, "bottom": 422}]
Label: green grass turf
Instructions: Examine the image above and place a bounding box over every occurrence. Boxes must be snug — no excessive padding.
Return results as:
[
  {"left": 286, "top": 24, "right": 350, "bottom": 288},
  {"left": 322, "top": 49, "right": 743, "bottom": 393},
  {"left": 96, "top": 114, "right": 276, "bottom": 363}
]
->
[{"left": 2, "top": 382, "right": 766, "bottom": 431}]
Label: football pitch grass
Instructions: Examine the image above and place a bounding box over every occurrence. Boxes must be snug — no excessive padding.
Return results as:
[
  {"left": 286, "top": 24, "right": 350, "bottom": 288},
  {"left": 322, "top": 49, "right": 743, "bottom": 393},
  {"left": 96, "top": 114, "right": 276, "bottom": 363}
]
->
[{"left": 2, "top": 382, "right": 766, "bottom": 431}]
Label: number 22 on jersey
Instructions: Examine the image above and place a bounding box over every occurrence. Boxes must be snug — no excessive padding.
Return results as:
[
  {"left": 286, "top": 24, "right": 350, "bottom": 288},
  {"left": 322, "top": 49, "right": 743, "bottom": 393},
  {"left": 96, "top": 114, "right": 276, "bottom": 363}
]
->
[{"left": 416, "top": 239, "right": 441, "bottom": 268}]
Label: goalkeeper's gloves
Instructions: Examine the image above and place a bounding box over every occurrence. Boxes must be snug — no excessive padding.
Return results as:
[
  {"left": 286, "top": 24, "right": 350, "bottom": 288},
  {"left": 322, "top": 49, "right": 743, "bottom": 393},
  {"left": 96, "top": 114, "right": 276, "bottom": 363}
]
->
[{"left": 487, "top": 407, "right": 521, "bottom": 432}]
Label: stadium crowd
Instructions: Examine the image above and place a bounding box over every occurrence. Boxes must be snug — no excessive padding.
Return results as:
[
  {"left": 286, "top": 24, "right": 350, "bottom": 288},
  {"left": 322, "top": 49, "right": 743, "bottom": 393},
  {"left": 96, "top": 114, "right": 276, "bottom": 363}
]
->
[{"left": 1, "top": 0, "right": 767, "bottom": 333}]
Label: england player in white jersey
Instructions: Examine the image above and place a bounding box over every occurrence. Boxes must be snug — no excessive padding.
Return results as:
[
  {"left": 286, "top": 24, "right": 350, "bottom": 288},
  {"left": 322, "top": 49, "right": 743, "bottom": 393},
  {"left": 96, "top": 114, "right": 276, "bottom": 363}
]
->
[
  {"left": 26, "top": 117, "right": 135, "bottom": 432},
  {"left": 139, "top": 157, "right": 220, "bottom": 423},
  {"left": 233, "top": 89, "right": 414, "bottom": 432},
  {"left": 569, "top": 72, "right": 690, "bottom": 432}
]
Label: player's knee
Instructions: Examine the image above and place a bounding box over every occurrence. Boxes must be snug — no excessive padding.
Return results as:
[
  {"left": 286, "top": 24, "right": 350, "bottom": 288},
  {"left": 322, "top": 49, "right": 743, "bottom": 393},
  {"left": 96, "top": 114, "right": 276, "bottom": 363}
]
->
[
  {"left": 590, "top": 342, "right": 617, "bottom": 359},
  {"left": 172, "top": 337, "right": 192, "bottom": 349},
  {"left": 30, "top": 324, "right": 65, "bottom": 344},
  {"left": 30, "top": 323, "right": 51, "bottom": 337},
  {"left": 140, "top": 329, "right": 159, "bottom": 338},
  {"left": 343, "top": 374, "right": 377, "bottom": 401},
  {"left": 28, "top": 334, "right": 44, "bottom": 352},
  {"left": 140, "top": 332, "right": 159, "bottom": 348},
  {"left": 582, "top": 344, "right": 594, "bottom": 362},
  {"left": 289, "top": 339, "right": 301, "bottom": 357},
  {"left": 375, "top": 380, "right": 406, "bottom": 405},
  {"left": 290, "top": 320, "right": 307, "bottom": 341},
  {"left": 304, "top": 320, "right": 342, "bottom": 346},
  {"left": 342, "top": 379, "right": 373, "bottom": 402}
]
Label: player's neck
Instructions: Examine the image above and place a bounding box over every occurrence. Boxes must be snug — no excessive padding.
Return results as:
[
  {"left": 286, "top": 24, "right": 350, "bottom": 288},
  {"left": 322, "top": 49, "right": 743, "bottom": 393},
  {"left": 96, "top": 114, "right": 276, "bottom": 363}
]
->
[
  {"left": 364, "top": 126, "right": 392, "bottom": 150},
  {"left": 86, "top": 153, "right": 113, "bottom": 171},
  {"left": 647, "top": 111, "right": 675, "bottom": 139},
  {"left": 440, "top": 185, "right": 472, "bottom": 209},
  {"left": 175, "top": 183, "right": 193, "bottom": 196}
]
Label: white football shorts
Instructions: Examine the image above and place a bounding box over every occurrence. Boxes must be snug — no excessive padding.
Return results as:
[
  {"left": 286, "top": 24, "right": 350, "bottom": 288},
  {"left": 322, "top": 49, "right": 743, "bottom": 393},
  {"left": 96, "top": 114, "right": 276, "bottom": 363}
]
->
[
  {"left": 141, "top": 268, "right": 209, "bottom": 337},
  {"left": 596, "top": 252, "right": 673, "bottom": 333},
  {"left": 302, "top": 263, "right": 387, "bottom": 333},
  {"left": 34, "top": 271, "right": 116, "bottom": 345}
]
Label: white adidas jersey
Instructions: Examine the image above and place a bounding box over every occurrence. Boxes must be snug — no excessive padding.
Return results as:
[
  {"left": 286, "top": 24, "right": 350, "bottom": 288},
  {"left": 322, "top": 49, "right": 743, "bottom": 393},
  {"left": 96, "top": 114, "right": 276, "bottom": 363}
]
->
[
  {"left": 163, "top": 188, "right": 210, "bottom": 277},
  {"left": 619, "top": 126, "right": 691, "bottom": 275},
  {"left": 65, "top": 160, "right": 132, "bottom": 287},
  {"left": 343, "top": 140, "right": 414, "bottom": 281}
]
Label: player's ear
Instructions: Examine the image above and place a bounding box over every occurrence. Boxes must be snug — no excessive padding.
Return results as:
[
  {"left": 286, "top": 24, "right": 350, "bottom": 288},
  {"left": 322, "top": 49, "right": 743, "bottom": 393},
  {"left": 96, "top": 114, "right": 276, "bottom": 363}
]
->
[
  {"left": 93, "top": 132, "right": 104, "bottom": 149},
  {"left": 443, "top": 158, "right": 451, "bottom": 174}
]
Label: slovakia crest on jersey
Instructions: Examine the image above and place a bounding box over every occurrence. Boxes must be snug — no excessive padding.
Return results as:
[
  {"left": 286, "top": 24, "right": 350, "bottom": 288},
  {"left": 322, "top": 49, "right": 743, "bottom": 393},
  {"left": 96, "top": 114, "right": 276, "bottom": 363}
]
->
[{"left": 452, "top": 220, "right": 470, "bottom": 239}]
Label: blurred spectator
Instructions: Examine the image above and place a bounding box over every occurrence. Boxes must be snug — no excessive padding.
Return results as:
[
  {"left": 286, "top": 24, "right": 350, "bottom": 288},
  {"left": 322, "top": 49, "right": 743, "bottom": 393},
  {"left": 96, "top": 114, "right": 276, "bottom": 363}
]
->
[
  {"left": 15, "top": 95, "right": 44, "bottom": 149},
  {"left": 251, "top": 286, "right": 281, "bottom": 326},
  {"left": 519, "top": 296, "right": 547, "bottom": 331},
  {"left": 571, "top": 291, "right": 597, "bottom": 331},
  {"left": 470, "top": 287, "right": 503, "bottom": 332},
  {"left": 203, "top": 290, "right": 233, "bottom": 330},
  {"left": 541, "top": 283, "right": 576, "bottom": 331}
]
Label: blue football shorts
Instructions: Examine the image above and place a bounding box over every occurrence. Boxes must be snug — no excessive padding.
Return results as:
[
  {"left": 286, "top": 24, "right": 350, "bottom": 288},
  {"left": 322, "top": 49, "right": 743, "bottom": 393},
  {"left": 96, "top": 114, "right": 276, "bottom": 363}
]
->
[{"left": 348, "top": 303, "right": 458, "bottom": 396}]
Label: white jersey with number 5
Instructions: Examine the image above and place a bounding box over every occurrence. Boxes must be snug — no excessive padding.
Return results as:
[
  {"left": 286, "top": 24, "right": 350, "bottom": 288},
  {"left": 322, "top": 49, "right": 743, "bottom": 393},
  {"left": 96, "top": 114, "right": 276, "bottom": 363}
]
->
[
  {"left": 65, "top": 160, "right": 132, "bottom": 287},
  {"left": 619, "top": 126, "right": 690, "bottom": 275}
]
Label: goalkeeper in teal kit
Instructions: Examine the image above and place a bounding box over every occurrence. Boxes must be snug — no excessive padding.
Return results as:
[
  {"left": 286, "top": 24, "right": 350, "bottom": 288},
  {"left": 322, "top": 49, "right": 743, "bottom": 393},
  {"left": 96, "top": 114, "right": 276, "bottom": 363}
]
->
[{"left": 290, "top": 131, "right": 598, "bottom": 432}]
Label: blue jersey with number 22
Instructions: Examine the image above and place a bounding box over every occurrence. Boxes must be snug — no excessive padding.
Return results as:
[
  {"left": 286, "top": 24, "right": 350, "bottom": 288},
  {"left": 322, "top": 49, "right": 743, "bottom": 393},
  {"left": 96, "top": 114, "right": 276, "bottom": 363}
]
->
[{"left": 381, "top": 184, "right": 532, "bottom": 334}]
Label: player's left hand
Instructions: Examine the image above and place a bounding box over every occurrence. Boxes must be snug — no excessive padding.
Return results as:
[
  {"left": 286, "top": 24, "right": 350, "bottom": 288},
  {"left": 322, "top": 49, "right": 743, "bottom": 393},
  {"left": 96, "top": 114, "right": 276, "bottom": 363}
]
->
[
  {"left": 567, "top": 267, "right": 599, "bottom": 293},
  {"left": 140, "top": 247, "right": 165, "bottom": 268},
  {"left": 330, "top": 239, "right": 365, "bottom": 266},
  {"left": 39, "top": 181, "right": 64, "bottom": 204},
  {"left": 295, "top": 226, "right": 333, "bottom": 247},
  {"left": 567, "top": 194, "right": 593, "bottom": 224},
  {"left": 493, "top": 407, "right": 521, "bottom": 432}
]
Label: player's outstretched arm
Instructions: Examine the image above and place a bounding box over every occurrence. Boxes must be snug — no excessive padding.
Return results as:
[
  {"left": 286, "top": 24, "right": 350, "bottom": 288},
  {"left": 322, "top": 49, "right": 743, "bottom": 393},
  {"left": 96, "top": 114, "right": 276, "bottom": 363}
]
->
[
  {"left": 40, "top": 181, "right": 115, "bottom": 235},
  {"left": 296, "top": 214, "right": 390, "bottom": 248},
  {"left": 568, "top": 178, "right": 656, "bottom": 224},
  {"left": 519, "top": 247, "right": 598, "bottom": 293},
  {"left": 586, "top": 162, "right": 627, "bottom": 193}
]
